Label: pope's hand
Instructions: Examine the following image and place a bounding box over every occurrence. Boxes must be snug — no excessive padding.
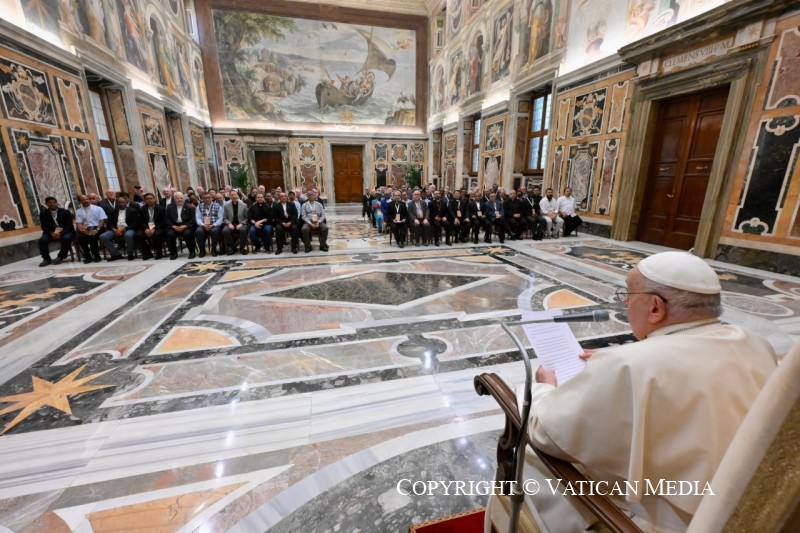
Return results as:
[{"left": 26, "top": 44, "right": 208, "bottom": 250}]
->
[
  {"left": 535, "top": 366, "right": 558, "bottom": 387},
  {"left": 579, "top": 349, "right": 596, "bottom": 361}
]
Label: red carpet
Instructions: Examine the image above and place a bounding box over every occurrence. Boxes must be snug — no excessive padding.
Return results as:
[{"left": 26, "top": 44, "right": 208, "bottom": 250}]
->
[{"left": 409, "top": 507, "right": 485, "bottom": 532}]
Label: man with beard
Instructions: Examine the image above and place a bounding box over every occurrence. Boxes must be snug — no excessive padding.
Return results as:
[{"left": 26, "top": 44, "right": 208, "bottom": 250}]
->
[
  {"left": 100, "top": 192, "right": 140, "bottom": 260},
  {"left": 448, "top": 189, "right": 471, "bottom": 243},
  {"left": 540, "top": 187, "right": 564, "bottom": 238},
  {"left": 137, "top": 192, "right": 166, "bottom": 259},
  {"left": 503, "top": 189, "right": 524, "bottom": 240},
  {"left": 38, "top": 196, "right": 74, "bottom": 266}
]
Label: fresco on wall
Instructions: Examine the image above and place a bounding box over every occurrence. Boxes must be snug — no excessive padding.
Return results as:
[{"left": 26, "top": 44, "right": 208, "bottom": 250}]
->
[
  {"left": 449, "top": 51, "right": 464, "bottom": 106},
  {"left": 449, "top": 0, "right": 464, "bottom": 41},
  {"left": 433, "top": 64, "right": 445, "bottom": 113},
  {"left": 116, "top": 0, "right": 149, "bottom": 72},
  {"left": 212, "top": 10, "right": 417, "bottom": 126},
  {"left": 466, "top": 30, "right": 485, "bottom": 96},
  {"left": 484, "top": 119, "right": 505, "bottom": 151},
  {"left": 520, "top": 0, "right": 553, "bottom": 67},
  {"left": 491, "top": 6, "right": 513, "bottom": 83}
]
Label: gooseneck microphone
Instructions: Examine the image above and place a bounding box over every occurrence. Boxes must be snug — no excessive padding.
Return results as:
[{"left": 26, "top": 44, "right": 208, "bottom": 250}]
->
[{"left": 552, "top": 309, "right": 610, "bottom": 322}]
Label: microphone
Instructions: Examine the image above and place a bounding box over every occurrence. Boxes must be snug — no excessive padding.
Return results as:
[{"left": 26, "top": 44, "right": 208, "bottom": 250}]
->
[{"left": 552, "top": 310, "right": 610, "bottom": 322}]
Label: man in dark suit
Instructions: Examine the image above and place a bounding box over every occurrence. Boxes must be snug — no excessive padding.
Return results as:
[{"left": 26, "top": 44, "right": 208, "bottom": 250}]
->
[
  {"left": 485, "top": 192, "right": 506, "bottom": 244},
  {"left": 362, "top": 188, "right": 372, "bottom": 222},
  {"left": 137, "top": 192, "right": 166, "bottom": 259},
  {"left": 448, "top": 189, "right": 471, "bottom": 243},
  {"left": 429, "top": 190, "right": 450, "bottom": 246},
  {"left": 165, "top": 192, "right": 197, "bottom": 260},
  {"left": 469, "top": 191, "right": 491, "bottom": 244},
  {"left": 385, "top": 190, "right": 408, "bottom": 248},
  {"left": 99, "top": 190, "right": 118, "bottom": 218},
  {"left": 274, "top": 191, "right": 299, "bottom": 254},
  {"left": 406, "top": 189, "right": 430, "bottom": 246},
  {"left": 159, "top": 187, "right": 175, "bottom": 208},
  {"left": 503, "top": 189, "right": 524, "bottom": 240},
  {"left": 100, "top": 192, "right": 141, "bottom": 261},
  {"left": 38, "top": 196, "right": 74, "bottom": 266},
  {"left": 133, "top": 185, "right": 144, "bottom": 204},
  {"left": 248, "top": 192, "right": 274, "bottom": 253}
]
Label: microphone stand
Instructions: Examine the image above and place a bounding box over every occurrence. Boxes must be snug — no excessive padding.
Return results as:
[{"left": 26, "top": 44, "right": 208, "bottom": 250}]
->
[{"left": 499, "top": 320, "right": 535, "bottom": 533}]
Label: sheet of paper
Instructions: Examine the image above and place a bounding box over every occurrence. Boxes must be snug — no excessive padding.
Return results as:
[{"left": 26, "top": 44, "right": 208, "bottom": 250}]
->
[{"left": 521, "top": 312, "right": 585, "bottom": 384}]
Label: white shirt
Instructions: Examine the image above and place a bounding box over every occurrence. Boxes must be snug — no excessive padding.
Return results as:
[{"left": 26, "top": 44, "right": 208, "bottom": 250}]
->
[
  {"left": 117, "top": 208, "right": 127, "bottom": 227},
  {"left": 556, "top": 195, "right": 577, "bottom": 217},
  {"left": 539, "top": 196, "right": 558, "bottom": 214}
]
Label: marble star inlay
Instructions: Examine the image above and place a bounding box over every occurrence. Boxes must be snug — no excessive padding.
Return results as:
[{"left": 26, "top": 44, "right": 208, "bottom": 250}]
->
[{"left": 0, "top": 365, "right": 114, "bottom": 434}]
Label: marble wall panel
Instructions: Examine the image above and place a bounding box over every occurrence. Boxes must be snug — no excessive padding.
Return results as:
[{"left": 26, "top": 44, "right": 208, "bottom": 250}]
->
[
  {"left": 10, "top": 130, "right": 75, "bottom": 219},
  {"left": 571, "top": 88, "right": 606, "bottom": 138},
  {"left": 106, "top": 89, "right": 131, "bottom": 146},
  {"left": 169, "top": 116, "right": 186, "bottom": 156},
  {"left": 606, "top": 81, "right": 629, "bottom": 134},
  {"left": 0, "top": 57, "right": 57, "bottom": 127},
  {"left": 70, "top": 138, "right": 102, "bottom": 195},
  {"left": 0, "top": 140, "right": 24, "bottom": 232},
  {"left": 733, "top": 115, "right": 800, "bottom": 235},
  {"left": 595, "top": 138, "right": 619, "bottom": 216},
  {"left": 555, "top": 97, "right": 570, "bottom": 141},
  {"left": 55, "top": 78, "right": 87, "bottom": 134},
  {"left": 765, "top": 26, "right": 800, "bottom": 110},
  {"left": 550, "top": 144, "right": 564, "bottom": 194},
  {"left": 566, "top": 142, "right": 599, "bottom": 211}
]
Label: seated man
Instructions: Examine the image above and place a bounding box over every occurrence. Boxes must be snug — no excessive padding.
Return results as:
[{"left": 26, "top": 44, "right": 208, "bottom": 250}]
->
[
  {"left": 530, "top": 185, "right": 548, "bottom": 241},
  {"left": 540, "top": 187, "right": 564, "bottom": 238},
  {"left": 469, "top": 191, "right": 491, "bottom": 244},
  {"left": 165, "top": 192, "right": 197, "bottom": 259},
  {"left": 38, "top": 196, "right": 74, "bottom": 266},
  {"left": 100, "top": 192, "right": 140, "bottom": 261},
  {"left": 137, "top": 192, "right": 166, "bottom": 259},
  {"left": 429, "top": 190, "right": 450, "bottom": 246},
  {"left": 487, "top": 251, "right": 776, "bottom": 532},
  {"left": 407, "top": 189, "right": 430, "bottom": 246},
  {"left": 222, "top": 190, "right": 249, "bottom": 255},
  {"left": 274, "top": 192, "right": 299, "bottom": 254},
  {"left": 485, "top": 192, "right": 505, "bottom": 244},
  {"left": 248, "top": 192, "right": 274, "bottom": 253},
  {"left": 448, "top": 189, "right": 471, "bottom": 243},
  {"left": 300, "top": 189, "right": 329, "bottom": 252},
  {"left": 503, "top": 189, "right": 524, "bottom": 240},
  {"left": 195, "top": 192, "right": 223, "bottom": 257},
  {"left": 75, "top": 193, "right": 107, "bottom": 264},
  {"left": 386, "top": 190, "right": 409, "bottom": 248},
  {"left": 558, "top": 187, "right": 583, "bottom": 236}
]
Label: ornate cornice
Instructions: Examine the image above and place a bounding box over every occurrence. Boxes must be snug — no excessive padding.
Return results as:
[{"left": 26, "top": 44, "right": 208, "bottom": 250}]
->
[{"left": 289, "top": 0, "right": 428, "bottom": 16}]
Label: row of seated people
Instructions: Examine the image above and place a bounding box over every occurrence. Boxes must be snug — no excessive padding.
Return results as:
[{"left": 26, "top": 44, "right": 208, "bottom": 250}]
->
[
  {"left": 38, "top": 189, "right": 330, "bottom": 266},
  {"left": 379, "top": 186, "right": 583, "bottom": 247}
]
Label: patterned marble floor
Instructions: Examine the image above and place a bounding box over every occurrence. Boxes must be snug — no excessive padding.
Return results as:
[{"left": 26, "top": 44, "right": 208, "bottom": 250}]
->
[{"left": 0, "top": 204, "right": 798, "bottom": 532}]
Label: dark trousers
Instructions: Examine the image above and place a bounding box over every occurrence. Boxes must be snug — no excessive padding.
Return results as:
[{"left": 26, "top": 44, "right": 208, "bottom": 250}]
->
[
  {"left": 410, "top": 219, "right": 431, "bottom": 244},
  {"left": 222, "top": 224, "right": 249, "bottom": 251},
  {"left": 506, "top": 216, "right": 524, "bottom": 238},
  {"left": 136, "top": 229, "right": 164, "bottom": 258},
  {"left": 250, "top": 224, "right": 273, "bottom": 250},
  {"left": 39, "top": 231, "right": 73, "bottom": 261},
  {"left": 471, "top": 216, "right": 491, "bottom": 242},
  {"left": 167, "top": 227, "right": 197, "bottom": 255},
  {"left": 301, "top": 222, "right": 328, "bottom": 248},
  {"left": 195, "top": 226, "right": 221, "bottom": 253},
  {"left": 78, "top": 232, "right": 101, "bottom": 260},
  {"left": 491, "top": 218, "right": 507, "bottom": 243},
  {"left": 390, "top": 221, "right": 407, "bottom": 245},
  {"left": 563, "top": 214, "right": 582, "bottom": 236},
  {"left": 452, "top": 218, "right": 471, "bottom": 241},
  {"left": 432, "top": 219, "right": 451, "bottom": 244},
  {"left": 275, "top": 222, "right": 299, "bottom": 250}
]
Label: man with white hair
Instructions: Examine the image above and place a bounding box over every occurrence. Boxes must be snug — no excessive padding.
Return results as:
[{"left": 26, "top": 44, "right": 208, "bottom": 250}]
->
[{"left": 486, "top": 251, "right": 777, "bottom": 533}]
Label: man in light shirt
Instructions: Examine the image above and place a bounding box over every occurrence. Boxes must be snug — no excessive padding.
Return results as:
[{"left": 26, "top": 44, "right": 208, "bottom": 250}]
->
[
  {"left": 557, "top": 187, "right": 582, "bottom": 236},
  {"left": 300, "top": 189, "right": 328, "bottom": 252},
  {"left": 75, "top": 193, "right": 108, "bottom": 263},
  {"left": 539, "top": 187, "right": 564, "bottom": 238}
]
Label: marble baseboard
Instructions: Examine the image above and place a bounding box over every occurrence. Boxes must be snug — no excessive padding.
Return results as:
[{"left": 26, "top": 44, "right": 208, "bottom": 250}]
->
[
  {"left": 715, "top": 244, "right": 800, "bottom": 277},
  {"left": 578, "top": 221, "right": 612, "bottom": 238},
  {"left": 0, "top": 239, "right": 45, "bottom": 267}
]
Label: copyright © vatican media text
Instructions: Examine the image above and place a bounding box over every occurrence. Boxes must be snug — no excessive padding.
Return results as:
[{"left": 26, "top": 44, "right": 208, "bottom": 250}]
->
[{"left": 396, "top": 479, "right": 714, "bottom": 497}]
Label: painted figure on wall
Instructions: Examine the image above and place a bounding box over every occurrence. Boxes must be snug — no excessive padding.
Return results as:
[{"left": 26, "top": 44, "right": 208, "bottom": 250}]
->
[
  {"left": 150, "top": 16, "right": 177, "bottom": 92},
  {"left": 174, "top": 40, "right": 193, "bottom": 101},
  {"left": 467, "top": 32, "right": 484, "bottom": 95},
  {"left": 434, "top": 65, "right": 445, "bottom": 113},
  {"left": 194, "top": 57, "right": 208, "bottom": 110},
  {"left": 448, "top": 51, "right": 463, "bottom": 106},
  {"left": 449, "top": 0, "right": 463, "bottom": 39},
  {"left": 523, "top": 0, "right": 553, "bottom": 66},
  {"left": 585, "top": 19, "right": 607, "bottom": 57},
  {"left": 76, "top": 0, "right": 107, "bottom": 45},
  {"left": 117, "top": 0, "right": 148, "bottom": 72},
  {"left": 491, "top": 8, "right": 512, "bottom": 83},
  {"left": 21, "top": 0, "right": 61, "bottom": 36}
]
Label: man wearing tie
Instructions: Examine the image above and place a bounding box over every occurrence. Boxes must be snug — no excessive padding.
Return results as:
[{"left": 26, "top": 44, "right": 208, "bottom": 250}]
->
[
  {"left": 407, "top": 190, "right": 430, "bottom": 246},
  {"left": 166, "top": 192, "right": 197, "bottom": 259},
  {"left": 429, "top": 190, "right": 450, "bottom": 246},
  {"left": 137, "top": 193, "right": 166, "bottom": 259},
  {"left": 386, "top": 190, "right": 409, "bottom": 248},
  {"left": 274, "top": 192, "right": 299, "bottom": 255},
  {"left": 469, "top": 191, "right": 490, "bottom": 244}
]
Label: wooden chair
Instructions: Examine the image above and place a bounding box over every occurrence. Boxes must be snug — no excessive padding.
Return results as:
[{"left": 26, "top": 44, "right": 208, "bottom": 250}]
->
[{"left": 475, "top": 341, "right": 800, "bottom": 533}]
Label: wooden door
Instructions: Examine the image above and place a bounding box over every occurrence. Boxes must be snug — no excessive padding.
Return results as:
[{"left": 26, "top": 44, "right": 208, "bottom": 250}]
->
[
  {"left": 636, "top": 86, "right": 729, "bottom": 249},
  {"left": 254, "top": 151, "right": 285, "bottom": 191},
  {"left": 332, "top": 145, "right": 363, "bottom": 202}
]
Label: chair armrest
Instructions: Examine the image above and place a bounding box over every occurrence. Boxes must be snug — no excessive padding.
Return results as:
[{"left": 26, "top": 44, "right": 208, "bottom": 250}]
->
[{"left": 474, "top": 372, "right": 642, "bottom": 533}]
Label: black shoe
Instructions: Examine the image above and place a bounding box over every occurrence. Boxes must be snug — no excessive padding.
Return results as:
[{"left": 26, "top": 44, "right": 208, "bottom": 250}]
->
[
  {"left": 38, "top": 260, "right": 52, "bottom": 267},
  {"left": 242, "top": 249, "right": 248, "bottom": 255},
  {"left": 199, "top": 251, "right": 206, "bottom": 258},
  {"left": 93, "top": 256, "right": 102, "bottom": 263},
  {"left": 304, "top": 247, "right": 311, "bottom": 253},
  {"left": 292, "top": 248, "right": 298, "bottom": 254},
  {"left": 398, "top": 242, "right": 404, "bottom": 248},
  {"left": 154, "top": 254, "right": 163, "bottom": 260},
  {"left": 142, "top": 253, "right": 153, "bottom": 260},
  {"left": 107, "top": 255, "right": 122, "bottom": 262},
  {"left": 254, "top": 248, "right": 260, "bottom": 254},
  {"left": 320, "top": 245, "right": 329, "bottom": 252},
  {"left": 500, "top": 240, "right": 505, "bottom": 244},
  {"left": 170, "top": 254, "right": 178, "bottom": 260},
  {"left": 127, "top": 254, "right": 135, "bottom": 261},
  {"left": 212, "top": 252, "right": 219, "bottom": 257},
  {"left": 435, "top": 241, "right": 440, "bottom": 246},
  {"left": 275, "top": 249, "right": 282, "bottom": 255},
  {"left": 188, "top": 252, "right": 196, "bottom": 259},
  {"left": 83, "top": 258, "right": 92, "bottom": 264},
  {"left": 473, "top": 239, "right": 479, "bottom": 244},
  {"left": 227, "top": 251, "right": 234, "bottom": 256},
  {"left": 53, "top": 257, "right": 63, "bottom": 265}
]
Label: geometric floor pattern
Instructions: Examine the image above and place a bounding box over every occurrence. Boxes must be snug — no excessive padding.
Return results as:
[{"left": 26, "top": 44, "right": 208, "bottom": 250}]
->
[{"left": 0, "top": 205, "right": 798, "bottom": 531}]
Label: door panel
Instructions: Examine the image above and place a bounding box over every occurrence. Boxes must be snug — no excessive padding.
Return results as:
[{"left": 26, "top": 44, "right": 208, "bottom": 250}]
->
[
  {"left": 255, "top": 151, "right": 285, "bottom": 192},
  {"left": 637, "top": 86, "right": 729, "bottom": 249},
  {"left": 333, "top": 145, "right": 363, "bottom": 202}
]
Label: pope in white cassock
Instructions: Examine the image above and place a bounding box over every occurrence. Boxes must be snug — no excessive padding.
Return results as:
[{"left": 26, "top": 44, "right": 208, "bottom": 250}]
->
[{"left": 485, "top": 251, "right": 777, "bottom": 532}]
